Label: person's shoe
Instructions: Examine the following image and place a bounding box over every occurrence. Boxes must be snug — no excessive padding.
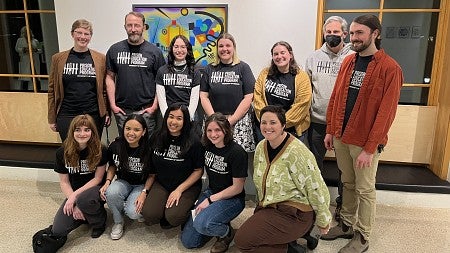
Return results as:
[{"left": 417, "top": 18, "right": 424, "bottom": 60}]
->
[
  {"left": 210, "top": 226, "right": 235, "bottom": 253},
  {"left": 338, "top": 231, "right": 369, "bottom": 253},
  {"left": 321, "top": 221, "right": 353, "bottom": 241},
  {"left": 91, "top": 225, "right": 105, "bottom": 238},
  {"left": 159, "top": 217, "right": 175, "bottom": 229},
  {"left": 110, "top": 223, "right": 123, "bottom": 240},
  {"left": 137, "top": 217, "right": 145, "bottom": 223},
  {"left": 287, "top": 240, "right": 307, "bottom": 253}
]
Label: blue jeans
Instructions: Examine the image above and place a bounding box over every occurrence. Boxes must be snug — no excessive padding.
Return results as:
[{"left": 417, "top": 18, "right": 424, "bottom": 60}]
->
[
  {"left": 105, "top": 179, "right": 144, "bottom": 223},
  {"left": 181, "top": 189, "right": 245, "bottom": 249}
]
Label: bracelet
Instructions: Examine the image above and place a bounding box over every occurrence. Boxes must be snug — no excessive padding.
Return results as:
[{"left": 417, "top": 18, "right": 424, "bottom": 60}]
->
[
  {"left": 106, "top": 178, "right": 112, "bottom": 183},
  {"left": 207, "top": 197, "right": 213, "bottom": 204},
  {"left": 142, "top": 189, "right": 149, "bottom": 194}
]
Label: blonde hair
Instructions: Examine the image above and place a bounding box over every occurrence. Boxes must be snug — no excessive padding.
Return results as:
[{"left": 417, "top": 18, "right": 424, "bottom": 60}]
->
[
  {"left": 71, "top": 19, "right": 93, "bottom": 35},
  {"left": 213, "top": 33, "right": 240, "bottom": 66}
]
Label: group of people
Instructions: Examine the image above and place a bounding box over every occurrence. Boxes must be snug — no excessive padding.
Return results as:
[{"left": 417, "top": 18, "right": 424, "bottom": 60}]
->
[{"left": 44, "top": 11, "right": 403, "bottom": 253}]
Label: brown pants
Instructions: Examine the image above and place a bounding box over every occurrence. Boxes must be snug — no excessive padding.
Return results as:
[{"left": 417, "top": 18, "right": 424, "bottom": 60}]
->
[
  {"left": 235, "top": 204, "right": 314, "bottom": 253},
  {"left": 141, "top": 181, "right": 200, "bottom": 227}
]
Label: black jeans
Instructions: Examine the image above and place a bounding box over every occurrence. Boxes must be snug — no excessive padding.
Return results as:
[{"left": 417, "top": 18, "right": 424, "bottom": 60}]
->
[
  {"left": 52, "top": 186, "right": 106, "bottom": 237},
  {"left": 307, "top": 122, "right": 342, "bottom": 207}
]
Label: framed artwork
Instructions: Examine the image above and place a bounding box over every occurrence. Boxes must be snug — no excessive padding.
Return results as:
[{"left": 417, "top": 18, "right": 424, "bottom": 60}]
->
[{"left": 133, "top": 4, "right": 228, "bottom": 66}]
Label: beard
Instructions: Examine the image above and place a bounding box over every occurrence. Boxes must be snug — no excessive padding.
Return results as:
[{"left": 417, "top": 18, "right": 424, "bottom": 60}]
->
[
  {"left": 351, "top": 39, "right": 371, "bottom": 52},
  {"left": 128, "top": 32, "right": 142, "bottom": 44}
]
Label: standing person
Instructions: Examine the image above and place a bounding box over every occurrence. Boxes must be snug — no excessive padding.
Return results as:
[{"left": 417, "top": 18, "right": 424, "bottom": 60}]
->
[
  {"left": 15, "top": 26, "right": 41, "bottom": 91},
  {"left": 48, "top": 19, "right": 109, "bottom": 141},
  {"left": 141, "top": 103, "right": 204, "bottom": 229},
  {"left": 99, "top": 114, "right": 155, "bottom": 240},
  {"left": 200, "top": 33, "right": 255, "bottom": 152},
  {"left": 106, "top": 11, "right": 165, "bottom": 136},
  {"left": 235, "top": 105, "right": 331, "bottom": 253},
  {"left": 156, "top": 35, "right": 200, "bottom": 121},
  {"left": 181, "top": 113, "right": 247, "bottom": 253},
  {"left": 52, "top": 114, "right": 108, "bottom": 243},
  {"left": 253, "top": 41, "right": 311, "bottom": 143},
  {"left": 321, "top": 14, "right": 403, "bottom": 253},
  {"left": 305, "top": 16, "right": 354, "bottom": 221}
]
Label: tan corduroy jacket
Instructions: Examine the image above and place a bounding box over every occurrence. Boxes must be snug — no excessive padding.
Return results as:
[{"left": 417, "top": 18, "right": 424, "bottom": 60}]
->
[{"left": 48, "top": 49, "right": 109, "bottom": 124}]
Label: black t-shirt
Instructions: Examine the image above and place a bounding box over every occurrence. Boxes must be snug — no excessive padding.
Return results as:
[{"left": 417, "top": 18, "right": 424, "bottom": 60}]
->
[
  {"left": 106, "top": 40, "right": 166, "bottom": 110},
  {"left": 265, "top": 72, "right": 296, "bottom": 112},
  {"left": 267, "top": 133, "right": 290, "bottom": 162},
  {"left": 343, "top": 54, "right": 372, "bottom": 131},
  {"left": 108, "top": 140, "right": 154, "bottom": 185},
  {"left": 152, "top": 136, "right": 204, "bottom": 192},
  {"left": 200, "top": 61, "right": 255, "bottom": 115},
  {"left": 54, "top": 146, "right": 108, "bottom": 191},
  {"left": 155, "top": 64, "right": 201, "bottom": 106},
  {"left": 59, "top": 49, "right": 98, "bottom": 116},
  {"left": 204, "top": 141, "right": 247, "bottom": 198}
]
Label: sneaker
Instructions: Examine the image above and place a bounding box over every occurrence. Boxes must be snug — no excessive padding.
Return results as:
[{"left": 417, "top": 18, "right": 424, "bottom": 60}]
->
[
  {"left": 210, "top": 226, "right": 235, "bottom": 253},
  {"left": 338, "top": 231, "right": 369, "bottom": 253},
  {"left": 137, "top": 217, "right": 145, "bottom": 223},
  {"left": 287, "top": 240, "right": 306, "bottom": 253},
  {"left": 321, "top": 221, "right": 353, "bottom": 241},
  {"left": 110, "top": 223, "right": 123, "bottom": 240},
  {"left": 91, "top": 225, "right": 105, "bottom": 238}
]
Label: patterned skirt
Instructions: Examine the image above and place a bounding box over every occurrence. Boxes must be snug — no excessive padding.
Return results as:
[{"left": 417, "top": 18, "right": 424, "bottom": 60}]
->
[{"left": 232, "top": 111, "right": 255, "bottom": 152}]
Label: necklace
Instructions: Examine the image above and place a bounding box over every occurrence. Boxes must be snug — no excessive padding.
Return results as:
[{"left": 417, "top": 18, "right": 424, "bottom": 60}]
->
[{"left": 174, "top": 64, "right": 187, "bottom": 73}]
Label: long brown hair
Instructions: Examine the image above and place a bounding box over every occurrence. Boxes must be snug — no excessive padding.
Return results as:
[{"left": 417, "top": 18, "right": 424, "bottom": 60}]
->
[
  {"left": 202, "top": 113, "right": 234, "bottom": 147},
  {"left": 268, "top": 41, "right": 300, "bottom": 77},
  {"left": 63, "top": 114, "right": 102, "bottom": 172}
]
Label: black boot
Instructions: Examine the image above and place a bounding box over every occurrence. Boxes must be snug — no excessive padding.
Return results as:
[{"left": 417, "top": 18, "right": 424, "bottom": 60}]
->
[{"left": 287, "top": 241, "right": 306, "bottom": 253}]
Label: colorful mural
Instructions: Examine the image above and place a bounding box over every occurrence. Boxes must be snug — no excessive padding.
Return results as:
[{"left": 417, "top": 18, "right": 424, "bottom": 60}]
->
[{"left": 133, "top": 5, "right": 227, "bottom": 66}]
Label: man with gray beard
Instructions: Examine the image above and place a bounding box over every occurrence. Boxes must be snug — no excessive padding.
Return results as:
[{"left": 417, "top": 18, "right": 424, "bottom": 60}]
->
[{"left": 106, "top": 11, "right": 165, "bottom": 136}]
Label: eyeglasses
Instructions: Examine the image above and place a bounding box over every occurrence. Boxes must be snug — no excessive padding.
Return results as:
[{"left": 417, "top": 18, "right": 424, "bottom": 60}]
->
[
  {"left": 173, "top": 45, "right": 187, "bottom": 50},
  {"left": 73, "top": 30, "right": 92, "bottom": 37}
]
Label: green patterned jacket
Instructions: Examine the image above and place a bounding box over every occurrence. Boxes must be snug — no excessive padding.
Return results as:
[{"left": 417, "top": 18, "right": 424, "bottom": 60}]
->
[{"left": 253, "top": 134, "right": 332, "bottom": 228}]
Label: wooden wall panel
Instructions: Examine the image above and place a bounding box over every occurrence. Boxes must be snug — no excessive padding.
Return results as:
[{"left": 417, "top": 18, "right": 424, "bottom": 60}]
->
[
  {"left": 326, "top": 105, "right": 437, "bottom": 164},
  {"left": 0, "top": 92, "right": 60, "bottom": 143}
]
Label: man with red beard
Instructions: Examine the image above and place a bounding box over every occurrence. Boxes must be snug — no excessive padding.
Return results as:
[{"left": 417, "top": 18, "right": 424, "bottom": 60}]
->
[
  {"left": 321, "top": 14, "right": 403, "bottom": 253},
  {"left": 106, "top": 12, "right": 165, "bottom": 137}
]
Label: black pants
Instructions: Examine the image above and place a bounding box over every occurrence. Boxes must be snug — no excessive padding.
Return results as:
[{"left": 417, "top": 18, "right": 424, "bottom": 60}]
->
[
  {"left": 56, "top": 113, "right": 104, "bottom": 142},
  {"left": 52, "top": 186, "right": 106, "bottom": 237},
  {"left": 307, "top": 122, "right": 342, "bottom": 207}
]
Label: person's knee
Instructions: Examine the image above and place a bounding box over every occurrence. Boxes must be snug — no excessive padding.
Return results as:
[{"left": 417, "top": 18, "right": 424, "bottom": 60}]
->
[
  {"left": 180, "top": 232, "right": 199, "bottom": 249},
  {"left": 234, "top": 229, "right": 252, "bottom": 251},
  {"left": 124, "top": 203, "right": 141, "bottom": 220},
  {"left": 165, "top": 212, "right": 187, "bottom": 227},
  {"left": 105, "top": 182, "right": 126, "bottom": 199}
]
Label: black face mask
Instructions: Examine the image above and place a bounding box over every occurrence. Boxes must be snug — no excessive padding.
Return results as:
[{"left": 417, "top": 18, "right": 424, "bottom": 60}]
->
[{"left": 325, "top": 35, "right": 342, "bottom": 48}]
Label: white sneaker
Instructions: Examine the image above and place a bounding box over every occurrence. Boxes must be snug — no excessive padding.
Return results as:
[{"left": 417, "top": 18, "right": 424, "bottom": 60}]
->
[
  {"left": 137, "top": 217, "right": 145, "bottom": 223},
  {"left": 110, "top": 223, "right": 123, "bottom": 240}
]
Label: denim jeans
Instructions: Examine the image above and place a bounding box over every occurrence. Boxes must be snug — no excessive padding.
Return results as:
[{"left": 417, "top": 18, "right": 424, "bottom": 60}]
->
[
  {"left": 105, "top": 179, "right": 144, "bottom": 223},
  {"left": 181, "top": 189, "right": 245, "bottom": 249}
]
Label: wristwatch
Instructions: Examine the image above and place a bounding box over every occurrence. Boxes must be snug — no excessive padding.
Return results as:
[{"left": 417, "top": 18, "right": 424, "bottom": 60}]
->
[{"left": 142, "top": 189, "right": 149, "bottom": 194}]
